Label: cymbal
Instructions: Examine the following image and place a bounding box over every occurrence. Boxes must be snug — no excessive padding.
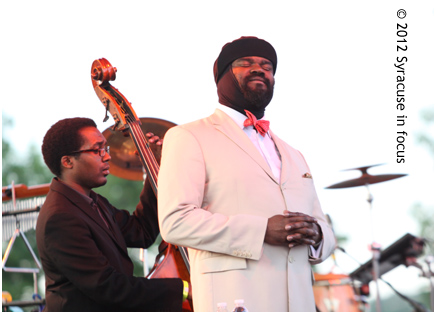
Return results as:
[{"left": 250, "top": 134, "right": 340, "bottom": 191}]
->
[
  {"left": 102, "top": 117, "right": 176, "bottom": 181},
  {"left": 342, "top": 163, "right": 385, "bottom": 174},
  {"left": 325, "top": 164, "right": 407, "bottom": 189}
]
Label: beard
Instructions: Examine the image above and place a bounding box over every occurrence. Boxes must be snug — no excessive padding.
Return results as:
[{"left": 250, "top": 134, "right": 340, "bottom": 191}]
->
[
  {"left": 240, "top": 74, "right": 275, "bottom": 111},
  {"left": 216, "top": 66, "right": 275, "bottom": 119}
]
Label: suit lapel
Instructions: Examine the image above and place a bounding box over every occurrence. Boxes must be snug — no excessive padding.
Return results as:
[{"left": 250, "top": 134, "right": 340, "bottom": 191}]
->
[
  {"left": 78, "top": 198, "right": 128, "bottom": 254},
  {"left": 270, "top": 131, "right": 298, "bottom": 186},
  {"left": 50, "top": 179, "right": 127, "bottom": 253},
  {"left": 95, "top": 198, "right": 127, "bottom": 248},
  {"left": 209, "top": 109, "right": 279, "bottom": 184}
]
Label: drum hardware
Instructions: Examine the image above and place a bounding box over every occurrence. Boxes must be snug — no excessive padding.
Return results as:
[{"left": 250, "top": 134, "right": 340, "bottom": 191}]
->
[
  {"left": 325, "top": 164, "right": 407, "bottom": 189},
  {"left": 348, "top": 233, "right": 430, "bottom": 311},
  {"left": 2, "top": 181, "right": 48, "bottom": 309},
  {"left": 326, "top": 164, "right": 408, "bottom": 311},
  {"left": 2, "top": 183, "right": 50, "bottom": 201},
  {"left": 349, "top": 233, "right": 426, "bottom": 284},
  {"left": 313, "top": 273, "right": 365, "bottom": 312},
  {"left": 315, "top": 216, "right": 367, "bottom": 311},
  {"left": 2, "top": 299, "right": 45, "bottom": 310}
]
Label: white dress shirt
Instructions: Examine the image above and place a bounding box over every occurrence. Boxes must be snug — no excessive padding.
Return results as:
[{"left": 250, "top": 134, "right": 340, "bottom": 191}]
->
[{"left": 217, "top": 104, "right": 282, "bottom": 181}]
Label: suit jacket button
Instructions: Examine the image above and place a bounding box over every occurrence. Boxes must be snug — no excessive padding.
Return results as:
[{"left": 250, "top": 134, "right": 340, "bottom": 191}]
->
[{"left": 288, "top": 256, "right": 295, "bottom": 263}]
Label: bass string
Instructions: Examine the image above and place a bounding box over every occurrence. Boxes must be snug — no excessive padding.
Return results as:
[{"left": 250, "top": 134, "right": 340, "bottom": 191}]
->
[
  {"left": 128, "top": 120, "right": 191, "bottom": 271},
  {"left": 126, "top": 116, "right": 160, "bottom": 190}
]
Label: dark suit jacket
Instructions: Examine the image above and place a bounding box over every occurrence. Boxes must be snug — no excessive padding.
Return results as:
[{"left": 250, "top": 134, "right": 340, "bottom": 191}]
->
[{"left": 36, "top": 177, "right": 183, "bottom": 311}]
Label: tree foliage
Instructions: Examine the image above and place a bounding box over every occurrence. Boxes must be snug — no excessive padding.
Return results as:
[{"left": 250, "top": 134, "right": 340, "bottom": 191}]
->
[{"left": 410, "top": 107, "right": 434, "bottom": 255}]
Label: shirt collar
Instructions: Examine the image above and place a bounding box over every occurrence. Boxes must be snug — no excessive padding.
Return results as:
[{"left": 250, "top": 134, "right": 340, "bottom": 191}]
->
[
  {"left": 217, "top": 104, "right": 267, "bottom": 130},
  {"left": 54, "top": 177, "right": 97, "bottom": 206}
]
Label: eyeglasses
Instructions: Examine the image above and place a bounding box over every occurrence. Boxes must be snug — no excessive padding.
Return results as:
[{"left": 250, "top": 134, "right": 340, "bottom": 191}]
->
[{"left": 69, "top": 146, "right": 110, "bottom": 157}]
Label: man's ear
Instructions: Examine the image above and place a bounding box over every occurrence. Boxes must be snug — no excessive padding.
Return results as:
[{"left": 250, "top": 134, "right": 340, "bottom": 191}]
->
[{"left": 61, "top": 155, "right": 74, "bottom": 170}]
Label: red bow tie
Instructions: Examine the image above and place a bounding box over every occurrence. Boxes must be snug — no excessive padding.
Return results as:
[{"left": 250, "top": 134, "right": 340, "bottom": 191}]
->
[{"left": 243, "top": 110, "right": 270, "bottom": 137}]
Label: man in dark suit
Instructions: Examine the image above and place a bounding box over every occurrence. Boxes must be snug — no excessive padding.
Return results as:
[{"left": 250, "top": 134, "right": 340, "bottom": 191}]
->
[{"left": 36, "top": 117, "right": 189, "bottom": 311}]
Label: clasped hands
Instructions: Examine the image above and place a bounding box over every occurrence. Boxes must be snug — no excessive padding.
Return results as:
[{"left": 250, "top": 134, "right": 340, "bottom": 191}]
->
[{"left": 265, "top": 211, "right": 322, "bottom": 248}]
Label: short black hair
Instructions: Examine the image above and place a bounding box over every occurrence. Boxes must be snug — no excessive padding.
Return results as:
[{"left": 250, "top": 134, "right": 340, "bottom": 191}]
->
[{"left": 42, "top": 117, "right": 97, "bottom": 177}]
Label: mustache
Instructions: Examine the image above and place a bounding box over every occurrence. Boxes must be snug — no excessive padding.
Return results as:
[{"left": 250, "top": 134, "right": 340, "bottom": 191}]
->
[{"left": 244, "top": 73, "right": 271, "bottom": 86}]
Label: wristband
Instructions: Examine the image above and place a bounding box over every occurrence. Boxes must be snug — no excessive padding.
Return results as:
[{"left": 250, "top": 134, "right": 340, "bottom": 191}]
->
[{"left": 182, "top": 280, "right": 189, "bottom": 302}]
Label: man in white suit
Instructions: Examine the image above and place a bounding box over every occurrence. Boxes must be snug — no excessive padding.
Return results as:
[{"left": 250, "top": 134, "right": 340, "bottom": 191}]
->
[{"left": 158, "top": 36, "right": 335, "bottom": 312}]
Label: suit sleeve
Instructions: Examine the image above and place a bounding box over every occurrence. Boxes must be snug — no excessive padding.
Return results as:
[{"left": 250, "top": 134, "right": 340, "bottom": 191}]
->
[
  {"left": 158, "top": 126, "right": 267, "bottom": 260},
  {"left": 108, "top": 178, "right": 161, "bottom": 248}
]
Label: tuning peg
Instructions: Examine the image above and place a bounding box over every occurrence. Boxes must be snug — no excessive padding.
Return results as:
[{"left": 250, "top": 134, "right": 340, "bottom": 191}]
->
[
  {"left": 103, "top": 110, "right": 109, "bottom": 122},
  {"left": 91, "top": 67, "right": 102, "bottom": 81},
  {"left": 102, "top": 98, "right": 110, "bottom": 122}
]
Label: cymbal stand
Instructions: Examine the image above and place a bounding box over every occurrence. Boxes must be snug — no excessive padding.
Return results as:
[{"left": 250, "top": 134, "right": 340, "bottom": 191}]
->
[{"left": 366, "top": 183, "right": 382, "bottom": 312}]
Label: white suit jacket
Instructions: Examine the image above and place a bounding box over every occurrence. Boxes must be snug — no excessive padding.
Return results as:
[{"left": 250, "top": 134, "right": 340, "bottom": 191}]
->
[{"left": 158, "top": 109, "right": 335, "bottom": 312}]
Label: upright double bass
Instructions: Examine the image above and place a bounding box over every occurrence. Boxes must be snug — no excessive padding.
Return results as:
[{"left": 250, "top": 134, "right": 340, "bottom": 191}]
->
[{"left": 91, "top": 58, "right": 193, "bottom": 311}]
